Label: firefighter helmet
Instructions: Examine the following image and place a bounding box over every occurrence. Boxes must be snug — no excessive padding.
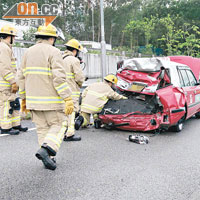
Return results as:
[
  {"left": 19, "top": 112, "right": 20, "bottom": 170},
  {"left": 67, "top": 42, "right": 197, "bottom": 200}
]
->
[
  {"left": 104, "top": 74, "right": 118, "bottom": 84},
  {"left": 35, "top": 24, "right": 58, "bottom": 37},
  {"left": 65, "top": 39, "right": 83, "bottom": 51},
  {"left": 0, "top": 24, "right": 17, "bottom": 36}
]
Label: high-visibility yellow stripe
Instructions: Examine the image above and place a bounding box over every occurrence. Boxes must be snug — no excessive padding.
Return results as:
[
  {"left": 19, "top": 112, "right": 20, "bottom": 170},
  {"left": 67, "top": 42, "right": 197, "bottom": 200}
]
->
[
  {"left": 57, "top": 87, "right": 69, "bottom": 94},
  {"left": 71, "top": 95, "right": 80, "bottom": 97},
  {"left": 72, "top": 92, "right": 80, "bottom": 94},
  {"left": 24, "top": 71, "right": 52, "bottom": 76},
  {"left": 27, "top": 100, "right": 64, "bottom": 104},
  {"left": 82, "top": 115, "right": 89, "bottom": 127},
  {"left": 58, "top": 121, "right": 67, "bottom": 142},
  {"left": 55, "top": 82, "right": 69, "bottom": 94},
  {"left": 23, "top": 67, "right": 52, "bottom": 71},
  {"left": 81, "top": 103, "right": 102, "bottom": 112},
  {"left": 26, "top": 96, "right": 62, "bottom": 99},
  {"left": 11, "top": 61, "right": 16, "bottom": 68},
  {"left": 0, "top": 81, "right": 11, "bottom": 87},
  {"left": 4, "top": 72, "right": 14, "bottom": 81},
  {"left": 23, "top": 67, "right": 52, "bottom": 76},
  {"left": 45, "top": 134, "right": 61, "bottom": 148},
  {"left": 1, "top": 102, "right": 20, "bottom": 125},
  {"left": 12, "top": 116, "right": 21, "bottom": 123},
  {"left": 26, "top": 96, "right": 64, "bottom": 104},
  {"left": 66, "top": 73, "right": 74, "bottom": 75},
  {"left": 71, "top": 91, "right": 80, "bottom": 97},
  {"left": 1, "top": 116, "right": 21, "bottom": 124},
  {"left": 19, "top": 89, "right": 26, "bottom": 95},
  {"left": 87, "top": 90, "right": 108, "bottom": 101},
  {"left": 67, "top": 112, "right": 75, "bottom": 134},
  {"left": 66, "top": 73, "right": 75, "bottom": 78},
  {"left": 3, "top": 101, "right": 8, "bottom": 120}
]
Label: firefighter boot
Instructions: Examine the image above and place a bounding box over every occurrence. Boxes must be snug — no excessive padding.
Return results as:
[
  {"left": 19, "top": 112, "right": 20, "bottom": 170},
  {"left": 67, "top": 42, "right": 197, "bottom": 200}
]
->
[
  {"left": 1, "top": 128, "right": 20, "bottom": 135},
  {"left": 75, "top": 115, "right": 84, "bottom": 130},
  {"left": 51, "top": 157, "right": 56, "bottom": 163},
  {"left": 35, "top": 147, "right": 56, "bottom": 170},
  {"left": 13, "top": 125, "right": 28, "bottom": 132},
  {"left": 63, "top": 134, "right": 81, "bottom": 142}
]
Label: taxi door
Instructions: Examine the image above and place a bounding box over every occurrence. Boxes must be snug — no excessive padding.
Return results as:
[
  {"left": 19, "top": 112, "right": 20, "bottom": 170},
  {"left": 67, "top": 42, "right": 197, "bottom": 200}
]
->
[{"left": 178, "top": 68, "right": 200, "bottom": 118}]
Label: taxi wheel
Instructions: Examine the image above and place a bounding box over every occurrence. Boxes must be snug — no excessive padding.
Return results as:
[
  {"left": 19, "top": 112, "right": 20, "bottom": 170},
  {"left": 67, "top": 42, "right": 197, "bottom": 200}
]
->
[
  {"left": 94, "top": 120, "right": 101, "bottom": 129},
  {"left": 195, "top": 112, "right": 200, "bottom": 119},
  {"left": 173, "top": 121, "right": 183, "bottom": 132}
]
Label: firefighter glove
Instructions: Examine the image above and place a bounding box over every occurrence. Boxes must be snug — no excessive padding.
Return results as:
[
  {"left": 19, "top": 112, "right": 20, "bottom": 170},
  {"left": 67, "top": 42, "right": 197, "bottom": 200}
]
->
[
  {"left": 64, "top": 97, "right": 74, "bottom": 115},
  {"left": 21, "top": 99, "right": 29, "bottom": 114},
  {"left": 11, "top": 83, "right": 19, "bottom": 93}
]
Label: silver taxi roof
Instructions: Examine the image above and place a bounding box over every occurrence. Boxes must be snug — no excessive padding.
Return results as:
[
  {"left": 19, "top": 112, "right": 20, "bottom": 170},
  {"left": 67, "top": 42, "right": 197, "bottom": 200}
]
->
[{"left": 118, "top": 57, "right": 191, "bottom": 87}]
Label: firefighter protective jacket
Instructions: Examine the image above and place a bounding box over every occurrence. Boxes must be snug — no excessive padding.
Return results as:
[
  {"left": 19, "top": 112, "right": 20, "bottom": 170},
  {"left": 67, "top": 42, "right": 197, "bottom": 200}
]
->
[
  {"left": 81, "top": 81, "right": 125, "bottom": 114},
  {"left": 63, "top": 50, "right": 85, "bottom": 99},
  {"left": 18, "top": 40, "right": 72, "bottom": 110},
  {"left": 0, "top": 40, "right": 16, "bottom": 93}
]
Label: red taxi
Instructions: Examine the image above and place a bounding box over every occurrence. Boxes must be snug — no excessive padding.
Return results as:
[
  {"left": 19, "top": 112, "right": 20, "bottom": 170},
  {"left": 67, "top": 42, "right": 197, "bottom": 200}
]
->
[{"left": 99, "top": 58, "right": 200, "bottom": 132}]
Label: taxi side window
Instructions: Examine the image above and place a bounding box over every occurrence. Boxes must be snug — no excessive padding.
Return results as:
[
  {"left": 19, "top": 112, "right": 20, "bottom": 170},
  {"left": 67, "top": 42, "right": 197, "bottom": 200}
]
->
[
  {"left": 186, "top": 70, "right": 197, "bottom": 86},
  {"left": 178, "top": 70, "right": 184, "bottom": 87},
  {"left": 179, "top": 70, "right": 190, "bottom": 87}
]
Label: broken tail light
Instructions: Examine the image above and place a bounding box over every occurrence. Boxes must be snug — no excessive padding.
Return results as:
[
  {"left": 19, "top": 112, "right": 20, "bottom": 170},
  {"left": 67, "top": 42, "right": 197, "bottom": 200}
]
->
[
  {"left": 117, "top": 77, "right": 147, "bottom": 92},
  {"left": 117, "top": 77, "right": 131, "bottom": 90},
  {"left": 142, "top": 84, "right": 158, "bottom": 93}
]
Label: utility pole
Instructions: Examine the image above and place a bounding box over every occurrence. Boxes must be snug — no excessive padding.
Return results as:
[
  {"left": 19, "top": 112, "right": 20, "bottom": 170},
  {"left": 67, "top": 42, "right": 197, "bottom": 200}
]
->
[
  {"left": 92, "top": 2, "right": 94, "bottom": 42},
  {"left": 100, "top": 0, "right": 106, "bottom": 81}
]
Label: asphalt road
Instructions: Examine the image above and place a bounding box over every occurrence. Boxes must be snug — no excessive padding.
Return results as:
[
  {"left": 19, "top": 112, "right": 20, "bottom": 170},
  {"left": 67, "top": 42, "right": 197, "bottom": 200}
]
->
[{"left": 0, "top": 117, "right": 200, "bottom": 200}]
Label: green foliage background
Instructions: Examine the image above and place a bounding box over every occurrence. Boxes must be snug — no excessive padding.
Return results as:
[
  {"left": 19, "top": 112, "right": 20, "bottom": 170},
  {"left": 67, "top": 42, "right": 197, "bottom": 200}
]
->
[{"left": 0, "top": 0, "right": 199, "bottom": 57}]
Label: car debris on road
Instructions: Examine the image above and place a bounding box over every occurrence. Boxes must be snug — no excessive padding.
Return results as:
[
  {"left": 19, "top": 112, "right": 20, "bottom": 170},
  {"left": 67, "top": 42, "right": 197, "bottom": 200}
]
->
[{"left": 128, "top": 134, "right": 149, "bottom": 144}]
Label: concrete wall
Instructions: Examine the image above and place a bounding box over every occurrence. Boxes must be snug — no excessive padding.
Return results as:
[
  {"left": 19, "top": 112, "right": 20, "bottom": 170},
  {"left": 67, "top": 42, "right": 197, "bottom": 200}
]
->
[{"left": 13, "top": 47, "right": 125, "bottom": 78}]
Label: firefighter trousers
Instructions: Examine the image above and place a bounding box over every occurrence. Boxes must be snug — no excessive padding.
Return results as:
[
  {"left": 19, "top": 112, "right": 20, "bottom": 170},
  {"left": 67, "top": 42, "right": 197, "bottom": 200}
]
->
[
  {"left": 31, "top": 110, "right": 67, "bottom": 153},
  {"left": 0, "top": 100, "right": 20, "bottom": 129},
  {"left": 80, "top": 112, "right": 98, "bottom": 127}
]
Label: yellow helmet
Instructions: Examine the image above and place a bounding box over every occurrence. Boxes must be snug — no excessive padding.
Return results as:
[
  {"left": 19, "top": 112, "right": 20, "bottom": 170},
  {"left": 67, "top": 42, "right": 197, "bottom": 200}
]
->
[
  {"left": 35, "top": 24, "right": 58, "bottom": 37},
  {"left": 104, "top": 74, "right": 118, "bottom": 84},
  {"left": 0, "top": 24, "right": 17, "bottom": 36},
  {"left": 65, "top": 39, "right": 83, "bottom": 51}
]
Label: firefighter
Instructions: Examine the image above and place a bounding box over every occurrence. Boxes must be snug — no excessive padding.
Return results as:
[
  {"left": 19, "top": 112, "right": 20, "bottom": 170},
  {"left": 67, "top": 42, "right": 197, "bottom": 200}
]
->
[
  {"left": 62, "top": 39, "right": 85, "bottom": 142},
  {"left": 75, "top": 74, "right": 127, "bottom": 129},
  {"left": 17, "top": 24, "right": 74, "bottom": 170},
  {"left": 0, "top": 24, "right": 28, "bottom": 135}
]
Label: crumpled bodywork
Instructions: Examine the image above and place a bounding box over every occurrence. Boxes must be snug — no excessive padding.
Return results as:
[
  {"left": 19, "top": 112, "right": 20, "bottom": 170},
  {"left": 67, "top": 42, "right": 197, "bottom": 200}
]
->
[
  {"left": 99, "top": 58, "right": 188, "bottom": 132},
  {"left": 99, "top": 86, "right": 186, "bottom": 131}
]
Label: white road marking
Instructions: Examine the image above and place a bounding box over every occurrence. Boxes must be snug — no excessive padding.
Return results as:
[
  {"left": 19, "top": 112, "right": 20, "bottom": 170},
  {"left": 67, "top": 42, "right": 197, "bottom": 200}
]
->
[
  {"left": 0, "top": 134, "right": 9, "bottom": 137},
  {"left": 27, "top": 128, "right": 36, "bottom": 132}
]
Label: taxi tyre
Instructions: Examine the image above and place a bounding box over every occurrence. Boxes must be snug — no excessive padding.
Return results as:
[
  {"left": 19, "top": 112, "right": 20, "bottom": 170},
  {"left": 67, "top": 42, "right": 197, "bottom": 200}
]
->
[
  {"left": 94, "top": 119, "right": 101, "bottom": 129},
  {"left": 173, "top": 119, "right": 184, "bottom": 132},
  {"left": 195, "top": 112, "right": 200, "bottom": 119}
]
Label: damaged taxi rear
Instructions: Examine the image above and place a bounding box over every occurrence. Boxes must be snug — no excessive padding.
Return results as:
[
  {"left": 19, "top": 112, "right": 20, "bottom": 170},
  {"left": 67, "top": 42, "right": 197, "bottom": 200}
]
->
[{"left": 99, "top": 58, "right": 200, "bottom": 132}]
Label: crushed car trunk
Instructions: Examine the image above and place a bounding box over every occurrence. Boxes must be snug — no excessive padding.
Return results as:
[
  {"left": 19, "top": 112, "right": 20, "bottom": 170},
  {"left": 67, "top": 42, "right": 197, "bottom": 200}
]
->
[
  {"left": 99, "top": 91, "right": 164, "bottom": 131},
  {"left": 100, "top": 91, "right": 162, "bottom": 116},
  {"left": 99, "top": 86, "right": 186, "bottom": 131}
]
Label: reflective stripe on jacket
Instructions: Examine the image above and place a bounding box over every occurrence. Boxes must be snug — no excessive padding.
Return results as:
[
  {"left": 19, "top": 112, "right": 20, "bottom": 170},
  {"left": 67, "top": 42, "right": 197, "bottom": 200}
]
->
[
  {"left": 81, "top": 81, "right": 125, "bottom": 114},
  {"left": 17, "top": 40, "right": 72, "bottom": 110},
  {"left": 63, "top": 50, "right": 85, "bottom": 101},
  {"left": 0, "top": 40, "right": 16, "bottom": 93}
]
